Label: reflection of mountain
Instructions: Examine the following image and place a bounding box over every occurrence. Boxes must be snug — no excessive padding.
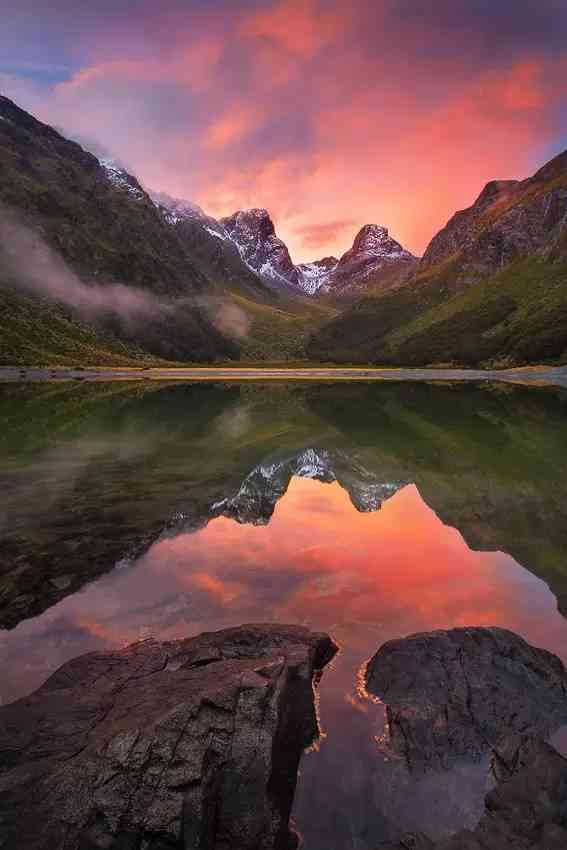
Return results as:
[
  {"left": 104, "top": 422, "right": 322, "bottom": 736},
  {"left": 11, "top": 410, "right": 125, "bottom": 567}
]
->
[
  {"left": 209, "top": 448, "right": 407, "bottom": 525},
  {"left": 2, "top": 380, "right": 567, "bottom": 629}
]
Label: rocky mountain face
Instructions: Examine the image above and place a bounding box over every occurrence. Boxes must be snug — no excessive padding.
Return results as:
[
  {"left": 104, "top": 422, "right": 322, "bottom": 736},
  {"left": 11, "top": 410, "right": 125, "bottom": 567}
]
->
[
  {"left": 150, "top": 195, "right": 280, "bottom": 306},
  {"left": 220, "top": 208, "right": 301, "bottom": 294},
  {"left": 218, "top": 210, "right": 416, "bottom": 297},
  {"left": 151, "top": 194, "right": 416, "bottom": 299},
  {"left": 0, "top": 624, "right": 337, "bottom": 850},
  {"left": 309, "top": 148, "right": 567, "bottom": 366},
  {"left": 420, "top": 150, "right": 567, "bottom": 285},
  {"left": 0, "top": 98, "right": 205, "bottom": 297},
  {"left": 336, "top": 225, "right": 417, "bottom": 294}
]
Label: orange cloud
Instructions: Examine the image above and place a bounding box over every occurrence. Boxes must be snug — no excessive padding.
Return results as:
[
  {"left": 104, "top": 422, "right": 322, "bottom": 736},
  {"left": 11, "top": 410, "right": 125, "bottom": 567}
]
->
[
  {"left": 294, "top": 220, "right": 356, "bottom": 254},
  {"left": 7, "top": 1, "right": 565, "bottom": 263},
  {"left": 241, "top": 0, "right": 344, "bottom": 59},
  {"left": 175, "top": 39, "right": 224, "bottom": 93},
  {"left": 205, "top": 104, "right": 263, "bottom": 150},
  {"left": 191, "top": 571, "right": 243, "bottom": 604}
]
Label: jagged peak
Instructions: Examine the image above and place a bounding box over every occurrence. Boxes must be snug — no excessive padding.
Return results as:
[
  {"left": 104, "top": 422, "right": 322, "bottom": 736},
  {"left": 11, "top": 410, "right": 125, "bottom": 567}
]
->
[
  {"left": 221, "top": 208, "right": 275, "bottom": 232},
  {"left": 351, "top": 224, "right": 391, "bottom": 252},
  {"left": 342, "top": 224, "right": 415, "bottom": 262}
]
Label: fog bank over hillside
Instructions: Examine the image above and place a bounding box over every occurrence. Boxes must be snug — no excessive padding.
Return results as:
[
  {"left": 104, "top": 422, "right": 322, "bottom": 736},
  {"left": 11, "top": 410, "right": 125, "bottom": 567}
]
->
[{"left": 0, "top": 205, "right": 250, "bottom": 353}]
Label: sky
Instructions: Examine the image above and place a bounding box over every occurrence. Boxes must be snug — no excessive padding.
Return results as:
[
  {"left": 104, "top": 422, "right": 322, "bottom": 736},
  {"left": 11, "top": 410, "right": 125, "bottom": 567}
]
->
[{"left": 1, "top": 0, "right": 567, "bottom": 262}]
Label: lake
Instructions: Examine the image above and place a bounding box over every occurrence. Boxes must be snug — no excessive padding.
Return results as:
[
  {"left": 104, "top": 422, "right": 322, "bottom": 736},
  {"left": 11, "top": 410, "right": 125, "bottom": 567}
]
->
[{"left": 2, "top": 380, "right": 567, "bottom": 847}]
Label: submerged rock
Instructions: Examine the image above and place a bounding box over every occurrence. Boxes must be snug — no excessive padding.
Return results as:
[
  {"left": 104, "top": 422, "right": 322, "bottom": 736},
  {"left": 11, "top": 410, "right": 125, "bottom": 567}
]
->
[
  {"left": 381, "top": 736, "right": 567, "bottom": 850},
  {"left": 0, "top": 624, "right": 337, "bottom": 850},
  {"left": 366, "top": 626, "right": 567, "bottom": 771}
]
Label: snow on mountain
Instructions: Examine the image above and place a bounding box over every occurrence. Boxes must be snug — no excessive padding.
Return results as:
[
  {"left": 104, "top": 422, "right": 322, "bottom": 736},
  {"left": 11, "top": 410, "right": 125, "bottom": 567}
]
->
[
  {"left": 296, "top": 257, "right": 339, "bottom": 295},
  {"left": 142, "top": 188, "right": 417, "bottom": 298},
  {"left": 149, "top": 190, "right": 207, "bottom": 224},
  {"left": 99, "top": 158, "right": 146, "bottom": 200},
  {"left": 329, "top": 224, "right": 417, "bottom": 293},
  {"left": 209, "top": 448, "right": 408, "bottom": 525},
  {"left": 219, "top": 209, "right": 301, "bottom": 293}
]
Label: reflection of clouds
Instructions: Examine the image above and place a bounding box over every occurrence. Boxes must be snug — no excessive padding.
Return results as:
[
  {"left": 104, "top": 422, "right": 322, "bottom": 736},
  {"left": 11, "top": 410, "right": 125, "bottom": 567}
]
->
[
  {"left": 211, "top": 404, "right": 251, "bottom": 441},
  {"left": 3, "top": 474, "right": 567, "bottom": 842},
  {"left": 0, "top": 432, "right": 155, "bottom": 534},
  {"left": 4, "top": 477, "right": 567, "bottom": 707}
]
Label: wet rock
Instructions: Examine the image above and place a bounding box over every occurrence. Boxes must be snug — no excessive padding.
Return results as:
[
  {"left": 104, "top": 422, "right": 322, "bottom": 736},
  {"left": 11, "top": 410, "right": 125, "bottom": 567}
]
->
[
  {"left": 383, "top": 737, "right": 567, "bottom": 849},
  {"left": 0, "top": 624, "right": 337, "bottom": 850},
  {"left": 368, "top": 627, "right": 567, "bottom": 849},
  {"left": 365, "top": 626, "right": 567, "bottom": 771}
]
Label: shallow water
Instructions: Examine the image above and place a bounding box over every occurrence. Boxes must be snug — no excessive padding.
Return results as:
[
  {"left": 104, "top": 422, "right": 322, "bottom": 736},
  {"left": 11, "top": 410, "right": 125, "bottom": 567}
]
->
[{"left": 2, "top": 380, "right": 567, "bottom": 847}]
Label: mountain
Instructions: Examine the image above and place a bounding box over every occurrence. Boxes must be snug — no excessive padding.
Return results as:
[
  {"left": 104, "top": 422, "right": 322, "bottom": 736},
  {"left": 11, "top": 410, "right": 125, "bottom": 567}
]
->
[
  {"left": 207, "top": 447, "right": 408, "bottom": 525},
  {"left": 309, "top": 149, "right": 567, "bottom": 366},
  {"left": 221, "top": 208, "right": 302, "bottom": 294},
  {"left": 149, "top": 192, "right": 283, "bottom": 305},
  {"left": 0, "top": 95, "right": 241, "bottom": 362},
  {"left": 3, "top": 381, "right": 567, "bottom": 628},
  {"left": 322, "top": 224, "right": 416, "bottom": 296},
  {"left": 219, "top": 209, "right": 416, "bottom": 297},
  {"left": 0, "top": 96, "right": 342, "bottom": 364}
]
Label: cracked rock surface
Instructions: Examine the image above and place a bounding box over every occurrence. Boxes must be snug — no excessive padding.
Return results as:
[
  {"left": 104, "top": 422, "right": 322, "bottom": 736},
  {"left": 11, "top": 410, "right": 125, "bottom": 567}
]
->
[{"left": 0, "top": 624, "right": 337, "bottom": 850}]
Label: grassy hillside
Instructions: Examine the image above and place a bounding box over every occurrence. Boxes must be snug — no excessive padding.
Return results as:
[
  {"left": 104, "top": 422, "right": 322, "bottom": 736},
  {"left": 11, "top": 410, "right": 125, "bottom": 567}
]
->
[
  {"left": 0, "top": 96, "right": 241, "bottom": 362},
  {"left": 309, "top": 149, "right": 567, "bottom": 367},
  {"left": 233, "top": 292, "right": 338, "bottom": 361},
  {"left": 309, "top": 256, "right": 567, "bottom": 366},
  {"left": 0, "top": 285, "right": 171, "bottom": 366}
]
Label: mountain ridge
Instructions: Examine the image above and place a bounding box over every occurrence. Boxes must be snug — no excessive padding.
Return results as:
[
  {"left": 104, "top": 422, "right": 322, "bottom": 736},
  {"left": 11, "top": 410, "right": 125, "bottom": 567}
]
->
[
  {"left": 2, "top": 94, "right": 567, "bottom": 367},
  {"left": 309, "top": 147, "right": 567, "bottom": 367}
]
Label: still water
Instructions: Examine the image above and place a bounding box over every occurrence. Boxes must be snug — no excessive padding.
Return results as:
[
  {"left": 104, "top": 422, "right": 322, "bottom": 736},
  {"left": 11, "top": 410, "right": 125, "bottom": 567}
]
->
[{"left": 2, "top": 380, "right": 567, "bottom": 847}]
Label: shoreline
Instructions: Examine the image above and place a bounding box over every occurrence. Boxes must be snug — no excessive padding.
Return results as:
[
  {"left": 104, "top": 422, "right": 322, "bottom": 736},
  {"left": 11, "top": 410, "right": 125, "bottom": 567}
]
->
[{"left": 1, "top": 364, "right": 566, "bottom": 387}]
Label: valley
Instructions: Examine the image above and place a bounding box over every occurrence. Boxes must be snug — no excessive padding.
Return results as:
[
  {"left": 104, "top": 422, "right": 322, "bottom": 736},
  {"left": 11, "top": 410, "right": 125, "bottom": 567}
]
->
[{"left": 1, "top": 95, "right": 566, "bottom": 369}]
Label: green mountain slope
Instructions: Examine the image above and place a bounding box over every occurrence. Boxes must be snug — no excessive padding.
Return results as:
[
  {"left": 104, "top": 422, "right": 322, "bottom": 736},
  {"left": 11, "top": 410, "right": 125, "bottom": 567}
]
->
[
  {"left": 309, "top": 150, "right": 567, "bottom": 366},
  {"left": 0, "top": 285, "right": 169, "bottom": 366},
  {"left": 0, "top": 96, "right": 340, "bottom": 365},
  {"left": 0, "top": 97, "right": 243, "bottom": 362}
]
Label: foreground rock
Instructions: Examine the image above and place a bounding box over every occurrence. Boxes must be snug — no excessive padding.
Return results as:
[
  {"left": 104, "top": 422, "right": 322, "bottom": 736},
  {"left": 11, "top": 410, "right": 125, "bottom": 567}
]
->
[
  {"left": 368, "top": 627, "right": 567, "bottom": 849},
  {"left": 381, "top": 736, "right": 567, "bottom": 850},
  {"left": 0, "top": 624, "right": 337, "bottom": 850},
  {"left": 366, "top": 626, "right": 567, "bottom": 771}
]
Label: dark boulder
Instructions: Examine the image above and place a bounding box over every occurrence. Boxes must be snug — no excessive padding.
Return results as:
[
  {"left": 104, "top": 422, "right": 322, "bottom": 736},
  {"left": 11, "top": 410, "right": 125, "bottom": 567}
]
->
[
  {"left": 367, "top": 627, "right": 567, "bottom": 849},
  {"left": 0, "top": 624, "right": 337, "bottom": 850},
  {"left": 365, "top": 626, "right": 567, "bottom": 771}
]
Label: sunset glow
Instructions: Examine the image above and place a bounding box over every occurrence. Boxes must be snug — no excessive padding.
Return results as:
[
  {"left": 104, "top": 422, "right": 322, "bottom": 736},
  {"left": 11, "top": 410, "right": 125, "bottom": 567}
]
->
[
  {"left": 4, "top": 477, "right": 566, "bottom": 705},
  {"left": 2, "top": 0, "right": 566, "bottom": 261}
]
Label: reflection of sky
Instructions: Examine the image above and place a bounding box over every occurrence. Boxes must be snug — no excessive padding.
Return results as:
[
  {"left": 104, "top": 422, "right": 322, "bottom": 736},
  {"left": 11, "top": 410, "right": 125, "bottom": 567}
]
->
[{"left": 3, "top": 477, "right": 567, "bottom": 846}]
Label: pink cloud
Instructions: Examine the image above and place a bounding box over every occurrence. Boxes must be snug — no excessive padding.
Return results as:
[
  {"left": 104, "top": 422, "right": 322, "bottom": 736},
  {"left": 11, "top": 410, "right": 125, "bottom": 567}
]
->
[{"left": 6, "top": 0, "right": 565, "bottom": 262}]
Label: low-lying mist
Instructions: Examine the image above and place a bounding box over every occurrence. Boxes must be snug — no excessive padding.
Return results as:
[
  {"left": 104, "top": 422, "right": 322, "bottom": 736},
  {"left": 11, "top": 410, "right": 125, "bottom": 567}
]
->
[{"left": 0, "top": 205, "right": 249, "bottom": 360}]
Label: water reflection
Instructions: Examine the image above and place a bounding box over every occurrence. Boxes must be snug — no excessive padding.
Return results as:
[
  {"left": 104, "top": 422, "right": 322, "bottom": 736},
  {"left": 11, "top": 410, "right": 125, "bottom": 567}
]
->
[
  {"left": 2, "top": 381, "right": 567, "bottom": 847},
  {"left": 3, "top": 476, "right": 567, "bottom": 845}
]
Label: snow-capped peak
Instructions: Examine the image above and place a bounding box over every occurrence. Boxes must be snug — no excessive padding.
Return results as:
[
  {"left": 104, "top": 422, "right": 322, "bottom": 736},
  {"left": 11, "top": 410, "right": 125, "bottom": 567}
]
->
[
  {"left": 349, "top": 224, "right": 414, "bottom": 259},
  {"left": 296, "top": 257, "right": 339, "bottom": 295},
  {"left": 149, "top": 190, "right": 206, "bottom": 223},
  {"left": 99, "top": 157, "right": 146, "bottom": 200}
]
